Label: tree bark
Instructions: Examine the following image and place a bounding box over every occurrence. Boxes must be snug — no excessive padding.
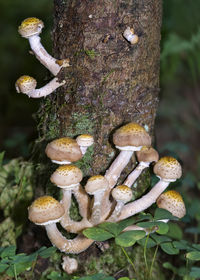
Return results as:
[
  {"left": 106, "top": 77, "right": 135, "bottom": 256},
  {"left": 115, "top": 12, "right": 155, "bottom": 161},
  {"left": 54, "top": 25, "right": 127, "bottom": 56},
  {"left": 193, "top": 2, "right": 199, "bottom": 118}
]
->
[{"left": 38, "top": 0, "right": 162, "bottom": 277}]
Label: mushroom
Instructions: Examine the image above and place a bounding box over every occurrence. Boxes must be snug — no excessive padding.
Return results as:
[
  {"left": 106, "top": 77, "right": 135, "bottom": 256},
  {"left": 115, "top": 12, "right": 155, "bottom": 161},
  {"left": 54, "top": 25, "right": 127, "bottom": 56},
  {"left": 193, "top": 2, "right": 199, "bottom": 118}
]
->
[
  {"left": 156, "top": 190, "right": 186, "bottom": 219},
  {"left": 62, "top": 256, "right": 78, "bottom": 274},
  {"left": 115, "top": 157, "right": 182, "bottom": 221},
  {"left": 105, "top": 123, "right": 151, "bottom": 189},
  {"left": 18, "top": 17, "right": 69, "bottom": 75},
  {"left": 123, "top": 146, "right": 159, "bottom": 187},
  {"left": 123, "top": 27, "right": 139, "bottom": 45},
  {"left": 45, "top": 137, "right": 82, "bottom": 164},
  {"left": 15, "top": 75, "right": 65, "bottom": 98},
  {"left": 85, "top": 175, "right": 109, "bottom": 225},
  {"left": 76, "top": 134, "right": 94, "bottom": 155},
  {"left": 28, "top": 196, "right": 93, "bottom": 253},
  {"left": 50, "top": 165, "right": 90, "bottom": 229},
  {"left": 109, "top": 185, "right": 132, "bottom": 222}
]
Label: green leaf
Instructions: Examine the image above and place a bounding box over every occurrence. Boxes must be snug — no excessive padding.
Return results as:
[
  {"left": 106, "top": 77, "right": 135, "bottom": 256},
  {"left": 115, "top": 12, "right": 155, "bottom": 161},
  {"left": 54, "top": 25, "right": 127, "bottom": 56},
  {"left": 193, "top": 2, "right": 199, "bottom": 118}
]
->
[
  {"left": 189, "top": 267, "right": 200, "bottom": 278},
  {"left": 37, "top": 246, "right": 57, "bottom": 258},
  {"left": 118, "top": 278, "right": 130, "bottom": 280},
  {"left": 137, "top": 237, "right": 157, "bottom": 248},
  {"left": 163, "top": 262, "right": 178, "bottom": 274},
  {"left": 186, "top": 251, "right": 200, "bottom": 261},
  {"left": 160, "top": 242, "right": 179, "bottom": 255},
  {"left": 1, "top": 246, "right": 16, "bottom": 258},
  {"left": 154, "top": 208, "right": 177, "bottom": 220},
  {"left": 76, "top": 274, "right": 115, "bottom": 280},
  {"left": 136, "top": 221, "right": 156, "bottom": 229},
  {"left": 6, "top": 262, "right": 32, "bottom": 277},
  {"left": 0, "top": 263, "right": 9, "bottom": 273},
  {"left": 173, "top": 240, "right": 192, "bottom": 251},
  {"left": 151, "top": 233, "right": 171, "bottom": 244},
  {"left": 0, "top": 151, "right": 5, "bottom": 168},
  {"left": 83, "top": 227, "right": 114, "bottom": 241},
  {"left": 191, "top": 244, "right": 200, "bottom": 251},
  {"left": 98, "top": 222, "right": 121, "bottom": 237},
  {"left": 115, "top": 230, "right": 146, "bottom": 247},
  {"left": 117, "top": 217, "right": 137, "bottom": 232},
  {"left": 155, "top": 221, "right": 169, "bottom": 235},
  {"left": 137, "top": 212, "right": 153, "bottom": 221},
  {"left": 167, "top": 222, "right": 183, "bottom": 240}
]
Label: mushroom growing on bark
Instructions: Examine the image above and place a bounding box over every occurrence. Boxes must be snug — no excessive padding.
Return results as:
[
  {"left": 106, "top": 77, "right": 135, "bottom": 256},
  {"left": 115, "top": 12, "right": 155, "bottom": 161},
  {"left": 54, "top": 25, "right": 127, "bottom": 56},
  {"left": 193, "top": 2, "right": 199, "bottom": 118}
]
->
[
  {"left": 157, "top": 190, "right": 186, "bottom": 219},
  {"left": 85, "top": 175, "right": 109, "bottom": 225},
  {"left": 45, "top": 137, "right": 82, "bottom": 164},
  {"left": 18, "top": 17, "right": 69, "bottom": 75},
  {"left": 116, "top": 157, "right": 182, "bottom": 221},
  {"left": 15, "top": 75, "right": 65, "bottom": 98},
  {"left": 28, "top": 196, "right": 93, "bottom": 253},
  {"left": 123, "top": 27, "right": 139, "bottom": 45},
  {"left": 109, "top": 185, "right": 133, "bottom": 222},
  {"left": 124, "top": 146, "right": 159, "bottom": 187}
]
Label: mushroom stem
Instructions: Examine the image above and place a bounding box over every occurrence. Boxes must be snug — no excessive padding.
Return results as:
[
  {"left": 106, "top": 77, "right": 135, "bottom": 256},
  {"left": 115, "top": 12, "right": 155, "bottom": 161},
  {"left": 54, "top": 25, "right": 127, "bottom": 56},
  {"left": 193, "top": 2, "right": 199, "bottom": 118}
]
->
[
  {"left": 26, "top": 77, "right": 65, "bottom": 98},
  {"left": 114, "top": 180, "right": 170, "bottom": 221},
  {"left": 45, "top": 223, "right": 93, "bottom": 254},
  {"left": 28, "top": 35, "right": 62, "bottom": 75},
  {"left": 123, "top": 161, "right": 150, "bottom": 187},
  {"left": 73, "top": 185, "right": 90, "bottom": 219},
  {"left": 105, "top": 150, "right": 133, "bottom": 188},
  {"left": 90, "top": 190, "right": 105, "bottom": 225},
  {"left": 108, "top": 201, "right": 124, "bottom": 222}
]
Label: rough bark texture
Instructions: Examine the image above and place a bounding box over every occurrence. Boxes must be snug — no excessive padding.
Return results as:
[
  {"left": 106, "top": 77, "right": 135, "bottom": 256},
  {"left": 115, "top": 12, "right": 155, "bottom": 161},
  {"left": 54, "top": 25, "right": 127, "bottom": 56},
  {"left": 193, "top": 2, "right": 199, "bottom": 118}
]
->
[{"left": 37, "top": 0, "right": 162, "bottom": 278}]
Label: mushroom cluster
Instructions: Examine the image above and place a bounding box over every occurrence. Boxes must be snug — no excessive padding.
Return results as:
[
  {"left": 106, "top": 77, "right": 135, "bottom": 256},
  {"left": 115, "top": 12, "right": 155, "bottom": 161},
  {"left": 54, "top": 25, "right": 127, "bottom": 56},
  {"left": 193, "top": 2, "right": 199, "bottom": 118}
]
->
[
  {"left": 15, "top": 17, "right": 68, "bottom": 98},
  {"left": 28, "top": 123, "right": 186, "bottom": 254}
]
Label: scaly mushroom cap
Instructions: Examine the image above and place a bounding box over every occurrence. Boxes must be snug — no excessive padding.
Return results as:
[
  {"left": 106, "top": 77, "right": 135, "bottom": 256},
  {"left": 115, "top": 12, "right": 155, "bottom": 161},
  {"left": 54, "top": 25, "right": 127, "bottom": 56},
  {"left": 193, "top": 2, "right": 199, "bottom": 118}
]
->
[
  {"left": 45, "top": 137, "right": 82, "bottom": 163},
  {"left": 113, "top": 123, "right": 151, "bottom": 150},
  {"left": 153, "top": 156, "right": 182, "bottom": 182},
  {"left": 85, "top": 175, "right": 109, "bottom": 194},
  {"left": 136, "top": 146, "right": 159, "bottom": 163},
  {"left": 112, "top": 185, "right": 133, "bottom": 203},
  {"left": 18, "top": 17, "right": 44, "bottom": 38},
  {"left": 15, "top": 75, "right": 37, "bottom": 94},
  {"left": 50, "top": 165, "right": 83, "bottom": 187},
  {"left": 76, "top": 134, "right": 94, "bottom": 147},
  {"left": 156, "top": 190, "right": 186, "bottom": 218},
  {"left": 28, "top": 196, "right": 64, "bottom": 225}
]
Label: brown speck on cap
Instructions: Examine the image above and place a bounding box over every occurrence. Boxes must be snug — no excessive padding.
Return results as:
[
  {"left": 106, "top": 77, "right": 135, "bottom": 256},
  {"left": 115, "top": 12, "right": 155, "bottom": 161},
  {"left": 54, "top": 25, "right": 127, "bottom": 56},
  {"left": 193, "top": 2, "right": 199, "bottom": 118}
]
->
[
  {"left": 85, "top": 175, "right": 109, "bottom": 194},
  {"left": 28, "top": 196, "right": 64, "bottom": 225},
  {"left": 112, "top": 185, "right": 132, "bottom": 203},
  {"left": 45, "top": 137, "right": 82, "bottom": 163},
  {"left": 113, "top": 123, "right": 151, "bottom": 147},
  {"left": 136, "top": 146, "right": 159, "bottom": 163},
  {"left": 157, "top": 190, "right": 186, "bottom": 218},
  {"left": 50, "top": 165, "right": 83, "bottom": 187},
  {"left": 153, "top": 157, "right": 182, "bottom": 181},
  {"left": 18, "top": 17, "right": 44, "bottom": 38}
]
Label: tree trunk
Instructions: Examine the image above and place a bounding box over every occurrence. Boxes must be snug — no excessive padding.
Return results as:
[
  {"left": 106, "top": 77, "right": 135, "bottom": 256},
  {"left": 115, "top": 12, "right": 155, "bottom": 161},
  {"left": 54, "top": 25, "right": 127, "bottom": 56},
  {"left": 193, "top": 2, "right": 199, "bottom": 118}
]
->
[{"left": 37, "top": 0, "right": 162, "bottom": 278}]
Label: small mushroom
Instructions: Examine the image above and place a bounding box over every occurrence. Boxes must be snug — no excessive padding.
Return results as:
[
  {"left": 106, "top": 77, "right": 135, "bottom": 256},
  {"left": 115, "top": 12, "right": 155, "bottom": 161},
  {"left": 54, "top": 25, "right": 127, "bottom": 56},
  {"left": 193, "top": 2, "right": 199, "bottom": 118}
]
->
[
  {"left": 18, "top": 17, "right": 69, "bottom": 75},
  {"left": 62, "top": 256, "right": 78, "bottom": 274},
  {"left": 117, "top": 157, "right": 182, "bottom": 221},
  {"left": 50, "top": 165, "right": 90, "bottom": 226},
  {"left": 109, "top": 185, "right": 132, "bottom": 222},
  {"left": 45, "top": 137, "right": 82, "bottom": 164},
  {"left": 28, "top": 196, "right": 93, "bottom": 253},
  {"left": 15, "top": 75, "right": 65, "bottom": 98},
  {"left": 76, "top": 134, "right": 94, "bottom": 155},
  {"left": 123, "top": 146, "right": 159, "bottom": 187},
  {"left": 85, "top": 175, "right": 109, "bottom": 225},
  {"left": 123, "top": 27, "right": 139, "bottom": 45},
  {"left": 157, "top": 190, "right": 186, "bottom": 219}
]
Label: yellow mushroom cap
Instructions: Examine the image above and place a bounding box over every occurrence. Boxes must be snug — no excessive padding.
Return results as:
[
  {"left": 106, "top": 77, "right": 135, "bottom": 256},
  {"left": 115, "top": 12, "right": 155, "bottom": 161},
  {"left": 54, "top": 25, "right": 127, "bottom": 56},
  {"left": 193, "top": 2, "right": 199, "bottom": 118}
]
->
[
  {"left": 45, "top": 137, "right": 82, "bottom": 163},
  {"left": 15, "top": 75, "right": 37, "bottom": 94},
  {"left": 112, "top": 185, "right": 133, "bottom": 203},
  {"left": 76, "top": 134, "right": 94, "bottom": 147},
  {"left": 18, "top": 17, "right": 44, "bottom": 38},
  {"left": 85, "top": 175, "right": 109, "bottom": 194},
  {"left": 136, "top": 146, "right": 159, "bottom": 163},
  {"left": 153, "top": 156, "right": 182, "bottom": 182},
  {"left": 28, "top": 196, "right": 65, "bottom": 225},
  {"left": 156, "top": 190, "right": 186, "bottom": 218},
  {"left": 50, "top": 165, "right": 83, "bottom": 187},
  {"left": 113, "top": 123, "right": 151, "bottom": 149}
]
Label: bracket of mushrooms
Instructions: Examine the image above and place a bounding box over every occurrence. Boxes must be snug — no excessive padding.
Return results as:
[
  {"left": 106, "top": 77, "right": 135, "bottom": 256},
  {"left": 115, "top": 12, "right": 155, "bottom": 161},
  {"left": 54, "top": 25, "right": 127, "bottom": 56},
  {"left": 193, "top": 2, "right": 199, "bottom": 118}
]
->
[{"left": 28, "top": 123, "right": 186, "bottom": 254}]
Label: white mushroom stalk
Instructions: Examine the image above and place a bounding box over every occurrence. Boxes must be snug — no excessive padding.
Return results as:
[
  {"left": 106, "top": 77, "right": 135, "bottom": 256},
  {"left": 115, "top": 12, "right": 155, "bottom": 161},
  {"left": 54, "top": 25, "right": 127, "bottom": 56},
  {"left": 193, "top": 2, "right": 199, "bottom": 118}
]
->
[
  {"left": 15, "top": 75, "right": 65, "bottom": 98},
  {"left": 18, "top": 17, "right": 69, "bottom": 75},
  {"left": 76, "top": 134, "right": 94, "bottom": 155},
  {"left": 123, "top": 146, "right": 159, "bottom": 187}
]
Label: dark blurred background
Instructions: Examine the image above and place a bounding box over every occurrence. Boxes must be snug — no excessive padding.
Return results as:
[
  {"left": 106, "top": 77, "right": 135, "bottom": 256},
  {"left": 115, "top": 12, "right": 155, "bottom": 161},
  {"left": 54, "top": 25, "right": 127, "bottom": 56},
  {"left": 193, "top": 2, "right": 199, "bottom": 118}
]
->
[{"left": 0, "top": 0, "right": 199, "bottom": 193}]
